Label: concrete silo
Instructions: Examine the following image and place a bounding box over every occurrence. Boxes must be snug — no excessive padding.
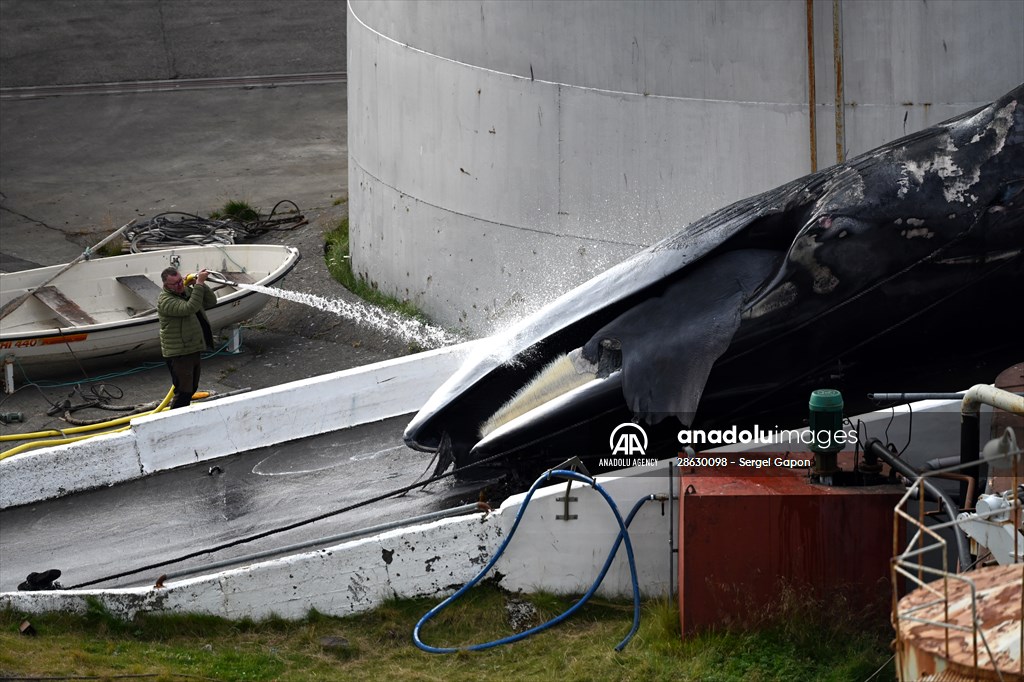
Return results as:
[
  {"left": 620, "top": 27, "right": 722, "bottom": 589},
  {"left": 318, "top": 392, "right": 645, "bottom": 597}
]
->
[{"left": 347, "top": 0, "right": 1023, "bottom": 335}]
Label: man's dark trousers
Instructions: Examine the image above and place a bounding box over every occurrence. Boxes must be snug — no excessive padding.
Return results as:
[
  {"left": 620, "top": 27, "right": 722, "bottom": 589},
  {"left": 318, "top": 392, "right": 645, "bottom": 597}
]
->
[{"left": 166, "top": 352, "right": 202, "bottom": 409}]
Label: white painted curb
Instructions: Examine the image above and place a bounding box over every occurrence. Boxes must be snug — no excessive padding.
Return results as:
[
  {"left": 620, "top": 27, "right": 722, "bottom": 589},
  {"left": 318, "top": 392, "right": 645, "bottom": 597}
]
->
[
  {"left": 0, "top": 340, "right": 483, "bottom": 509},
  {"left": 0, "top": 465, "right": 676, "bottom": 621}
]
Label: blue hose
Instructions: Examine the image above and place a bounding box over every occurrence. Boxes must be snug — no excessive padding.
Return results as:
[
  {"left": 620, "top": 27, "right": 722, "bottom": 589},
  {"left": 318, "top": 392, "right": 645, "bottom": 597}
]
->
[{"left": 413, "top": 469, "right": 654, "bottom": 653}]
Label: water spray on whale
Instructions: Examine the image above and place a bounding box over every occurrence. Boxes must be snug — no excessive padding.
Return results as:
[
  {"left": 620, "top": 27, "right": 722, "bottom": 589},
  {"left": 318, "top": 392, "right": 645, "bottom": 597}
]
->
[{"left": 206, "top": 274, "right": 463, "bottom": 350}]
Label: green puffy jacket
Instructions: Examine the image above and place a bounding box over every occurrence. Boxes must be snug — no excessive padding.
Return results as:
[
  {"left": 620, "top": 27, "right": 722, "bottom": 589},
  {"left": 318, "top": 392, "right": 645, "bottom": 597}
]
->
[{"left": 157, "top": 284, "right": 217, "bottom": 358}]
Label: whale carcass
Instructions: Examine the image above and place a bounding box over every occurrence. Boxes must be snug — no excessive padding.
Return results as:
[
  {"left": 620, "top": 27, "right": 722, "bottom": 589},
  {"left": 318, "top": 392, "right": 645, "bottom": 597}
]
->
[{"left": 405, "top": 84, "right": 1024, "bottom": 476}]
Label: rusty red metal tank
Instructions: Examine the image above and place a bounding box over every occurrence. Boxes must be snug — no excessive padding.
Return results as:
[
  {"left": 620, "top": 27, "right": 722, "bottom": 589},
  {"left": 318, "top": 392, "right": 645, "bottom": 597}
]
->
[{"left": 677, "top": 459, "right": 903, "bottom": 635}]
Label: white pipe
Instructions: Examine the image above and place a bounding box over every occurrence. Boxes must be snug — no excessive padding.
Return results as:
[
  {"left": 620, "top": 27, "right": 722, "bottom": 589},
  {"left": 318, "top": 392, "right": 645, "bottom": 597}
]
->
[{"left": 961, "top": 384, "right": 1024, "bottom": 416}]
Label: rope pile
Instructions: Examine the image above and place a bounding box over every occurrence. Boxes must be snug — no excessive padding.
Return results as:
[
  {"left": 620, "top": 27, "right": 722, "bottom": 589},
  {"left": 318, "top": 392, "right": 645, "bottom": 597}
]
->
[
  {"left": 43, "top": 383, "right": 160, "bottom": 425},
  {"left": 125, "top": 200, "right": 306, "bottom": 252}
]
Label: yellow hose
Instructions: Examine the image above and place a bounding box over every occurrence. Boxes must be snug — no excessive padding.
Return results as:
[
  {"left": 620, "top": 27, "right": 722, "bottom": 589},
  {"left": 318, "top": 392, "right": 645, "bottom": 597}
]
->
[
  {"left": 0, "top": 387, "right": 175, "bottom": 460},
  {"left": 0, "top": 387, "right": 175, "bottom": 442},
  {"left": 0, "top": 425, "right": 133, "bottom": 460}
]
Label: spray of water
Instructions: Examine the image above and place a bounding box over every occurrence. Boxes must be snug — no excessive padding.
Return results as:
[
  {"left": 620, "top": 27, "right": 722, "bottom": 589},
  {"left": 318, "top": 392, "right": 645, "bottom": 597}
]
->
[{"left": 232, "top": 282, "right": 464, "bottom": 349}]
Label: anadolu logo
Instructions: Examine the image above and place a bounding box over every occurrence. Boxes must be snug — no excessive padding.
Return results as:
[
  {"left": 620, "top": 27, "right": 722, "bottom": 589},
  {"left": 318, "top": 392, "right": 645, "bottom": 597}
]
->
[{"left": 610, "top": 423, "right": 648, "bottom": 456}]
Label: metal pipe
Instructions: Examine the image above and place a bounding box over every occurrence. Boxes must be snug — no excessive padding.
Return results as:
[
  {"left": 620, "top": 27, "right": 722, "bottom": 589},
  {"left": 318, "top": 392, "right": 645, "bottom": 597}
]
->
[
  {"left": 161, "top": 502, "right": 487, "bottom": 582},
  {"left": 832, "top": 0, "right": 845, "bottom": 163},
  {"left": 961, "top": 411, "right": 981, "bottom": 505},
  {"left": 805, "top": 0, "right": 818, "bottom": 172},
  {"left": 960, "top": 384, "right": 1024, "bottom": 509},
  {"left": 863, "top": 438, "right": 972, "bottom": 571},
  {"left": 192, "top": 387, "right": 253, "bottom": 402},
  {"left": 960, "top": 384, "right": 1024, "bottom": 417},
  {"left": 930, "top": 473, "right": 976, "bottom": 514},
  {"left": 668, "top": 460, "right": 675, "bottom": 599},
  {"left": 921, "top": 456, "right": 979, "bottom": 509},
  {"left": 205, "top": 271, "right": 238, "bottom": 287},
  {"left": 870, "top": 391, "right": 1024, "bottom": 402}
]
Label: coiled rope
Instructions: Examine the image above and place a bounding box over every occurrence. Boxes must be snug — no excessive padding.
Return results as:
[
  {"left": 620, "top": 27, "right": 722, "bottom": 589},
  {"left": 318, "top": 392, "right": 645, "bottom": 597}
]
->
[{"left": 125, "top": 200, "right": 306, "bottom": 252}]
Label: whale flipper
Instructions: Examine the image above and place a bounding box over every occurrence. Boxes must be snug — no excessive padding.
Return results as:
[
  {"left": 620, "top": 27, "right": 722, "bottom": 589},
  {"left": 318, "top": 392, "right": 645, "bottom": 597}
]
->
[{"left": 582, "top": 249, "right": 782, "bottom": 424}]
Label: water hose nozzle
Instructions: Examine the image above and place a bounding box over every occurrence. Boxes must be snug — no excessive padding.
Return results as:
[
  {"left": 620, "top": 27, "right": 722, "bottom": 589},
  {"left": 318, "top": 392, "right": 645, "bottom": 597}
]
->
[{"left": 206, "top": 271, "right": 238, "bottom": 286}]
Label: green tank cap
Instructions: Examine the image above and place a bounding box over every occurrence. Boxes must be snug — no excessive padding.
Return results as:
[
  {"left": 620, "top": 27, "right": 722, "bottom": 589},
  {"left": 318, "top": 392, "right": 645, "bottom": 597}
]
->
[
  {"left": 808, "top": 388, "right": 844, "bottom": 412},
  {"left": 808, "top": 389, "right": 844, "bottom": 459}
]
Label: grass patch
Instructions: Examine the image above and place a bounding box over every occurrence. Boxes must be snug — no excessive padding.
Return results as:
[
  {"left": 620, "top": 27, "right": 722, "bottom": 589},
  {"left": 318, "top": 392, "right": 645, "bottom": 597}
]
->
[
  {"left": 94, "top": 237, "right": 126, "bottom": 257},
  {"left": 210, "top": 199, "right": 261, "bottom": 222},
  {"left": 0, "top": 584, "right": 894, "bottom": 681},
  {"left": 324, "top": 216, "right": 430, "bottom": 324}
]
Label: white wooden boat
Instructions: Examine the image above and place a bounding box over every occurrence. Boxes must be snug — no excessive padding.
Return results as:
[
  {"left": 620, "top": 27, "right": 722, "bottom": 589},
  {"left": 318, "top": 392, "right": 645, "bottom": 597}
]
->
[{"left": 0, "top": 244, "right": 300, "bottom": 374}]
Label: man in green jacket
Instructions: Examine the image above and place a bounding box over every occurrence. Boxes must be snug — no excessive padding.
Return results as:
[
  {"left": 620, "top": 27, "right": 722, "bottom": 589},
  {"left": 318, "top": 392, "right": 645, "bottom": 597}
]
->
[{"left": 158, "top": 267, "right": 217, "bottom": 409}]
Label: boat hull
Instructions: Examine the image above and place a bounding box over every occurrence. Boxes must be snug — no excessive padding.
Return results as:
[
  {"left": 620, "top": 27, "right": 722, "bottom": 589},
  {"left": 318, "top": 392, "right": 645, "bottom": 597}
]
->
[{"left": 0, "top": 244, "right": 300, "bottom": 374}]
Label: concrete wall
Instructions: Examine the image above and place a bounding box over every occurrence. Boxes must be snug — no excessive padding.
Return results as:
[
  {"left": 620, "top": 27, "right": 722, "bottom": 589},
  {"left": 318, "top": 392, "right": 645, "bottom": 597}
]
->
[
  {"left": 347, "top": 0, "right": 1024, "bottom": 334},
  {"left": 1, "top": 465, "right": 675, "bottom": 621},
  {"left": 0, "top": 512, "right": 504, "bottom": 621}
]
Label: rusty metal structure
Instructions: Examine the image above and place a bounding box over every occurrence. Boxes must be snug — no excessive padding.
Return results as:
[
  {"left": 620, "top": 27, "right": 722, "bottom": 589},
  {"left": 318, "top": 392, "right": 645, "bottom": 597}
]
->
[
  {"left": 895, "top": 564, "right": 1022, "bottom": 681},
  {"left": 892, "top": 384, "right": 1023, "bottom": 682},
  {"left": 677, "top": 464, "right": 902, "bottom": 635}
]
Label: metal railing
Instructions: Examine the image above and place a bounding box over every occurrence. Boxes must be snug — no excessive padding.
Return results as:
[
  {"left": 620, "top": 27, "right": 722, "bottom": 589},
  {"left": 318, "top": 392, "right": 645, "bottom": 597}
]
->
[{"left": 890, "top": 384, "right": 1023, "bottom": 681}]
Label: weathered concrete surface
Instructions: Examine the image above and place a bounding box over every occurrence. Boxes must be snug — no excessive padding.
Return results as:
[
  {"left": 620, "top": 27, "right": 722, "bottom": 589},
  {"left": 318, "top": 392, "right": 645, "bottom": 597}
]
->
[
  {"left": 0, "top": 83, "right": 349, "bottom": 270},
  {"left": 0, "top": 463, "right": 676, "bottom": 621},
  {"left": 0, "top": 0, "right": 346, "bottom": 87},
  {"left": 0, "top": 504, "right": 505, "bottom": 620},
  {"left": 0, "top": 0, "right": 347, "bottom": 271},
  {"left": 0, "top": 414, "right": 476, "bottom": 593}
]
